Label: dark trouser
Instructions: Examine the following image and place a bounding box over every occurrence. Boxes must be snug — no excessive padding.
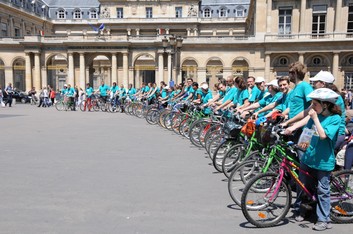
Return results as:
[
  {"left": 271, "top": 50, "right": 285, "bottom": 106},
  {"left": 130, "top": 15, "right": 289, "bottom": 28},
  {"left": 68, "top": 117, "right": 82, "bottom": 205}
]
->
[
  {"left": 6, "top": 94, "right": 13, "bottom": 107},
  {"left": 51, "top": 98, "right": 55, "bottom": 104},
  {"left": 344, "top": 143, "right": 353, "bottom": 170},
  {"left": 69, "top": 97, "right": 75, "bottom": 110},
  {"left": 38, "top": 97, "right": 43, "bottom": 107}
]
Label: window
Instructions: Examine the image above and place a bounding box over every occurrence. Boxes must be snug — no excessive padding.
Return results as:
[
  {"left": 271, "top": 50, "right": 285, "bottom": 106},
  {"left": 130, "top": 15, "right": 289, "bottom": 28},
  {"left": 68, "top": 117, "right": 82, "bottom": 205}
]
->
[
  {"left": 279, "top": 57, "right": 288, "bottom": 66},
  {"left": 175, "top": 7, "right": 182, "bottom": 18},
  {"left": 57, "top": 9, "right": 65, "bottom": 19},
  {"left": 146, "top": 7, "right": 153, "bottom": 18},
  {"left": 219, "top": 7, "right": 227, "bottom": 18},
  {"left": 348, "top": 5, "right": 353, "bottom": 33},
  {"left": 312, "top": 5, "right": 326, "bottom": 35},
  {"left": 236, "top": 7, "right": 244, "bottom": 17},
  {"left": 204, "top": 8, "right": 211, "bottom": 18},
  {"left": 312, "top": 57, "right": 322, "bottom": 66},
  {"left": 89, "top": 9, "right": 97, "bottom": 19},
  {"left": 73, "top": 9, "right": 82, "bottom": 19},
  {"left": 117, "top": 8, "right": 123, "bottom": 18},
  {"left": 279, "top": 8, "right": 292, "bottom": 35},
  {"left": 1, "top": 23, "right": 7, "bottom": 37},
  {"left": 14, "top": 28, "right": 20, "bottom": 37},
  {"left": 349, "top": 56, "right": 353, "bottom": 65}
]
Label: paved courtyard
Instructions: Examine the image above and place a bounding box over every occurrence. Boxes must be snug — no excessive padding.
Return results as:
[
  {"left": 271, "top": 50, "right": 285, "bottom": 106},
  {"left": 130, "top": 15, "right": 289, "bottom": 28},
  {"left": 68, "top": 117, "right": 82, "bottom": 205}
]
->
[{"left": 0, "top": 105, "right": 351, "bottom": 234}]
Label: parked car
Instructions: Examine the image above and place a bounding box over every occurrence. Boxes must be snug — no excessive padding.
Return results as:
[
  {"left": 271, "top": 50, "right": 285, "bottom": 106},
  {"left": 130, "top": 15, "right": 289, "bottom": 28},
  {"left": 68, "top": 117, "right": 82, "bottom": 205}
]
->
[{"left": 2, "top": 89, "right": 30, "bottom": 103}]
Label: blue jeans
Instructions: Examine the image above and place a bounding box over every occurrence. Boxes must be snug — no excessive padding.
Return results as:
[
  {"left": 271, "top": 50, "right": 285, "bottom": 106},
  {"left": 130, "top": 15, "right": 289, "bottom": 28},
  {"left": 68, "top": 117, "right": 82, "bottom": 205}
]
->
[{"left": 293, "top": 162, "right": 331, "bottom": 222}]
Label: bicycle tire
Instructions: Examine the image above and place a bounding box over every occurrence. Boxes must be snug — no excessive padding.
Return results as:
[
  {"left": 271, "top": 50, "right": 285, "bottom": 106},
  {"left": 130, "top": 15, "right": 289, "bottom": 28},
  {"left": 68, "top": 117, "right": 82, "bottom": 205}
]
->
[
  {"left": 55, "top": 101, "right": 64, "bottom": 111},
  {"left": 212, "top": 140, "right": 238, "bottom": 173},
  {"left": 241, "top": 172, "right": 292, "bottom": 228},
  {"left": 330, "top": 169, "right": 353, "bottom": 223},
  {"left": 189, "top": 119, "right": 207, "bottom": 148},
  {"left": 222, "top": 144, "right": 246, "bottom": 178},
  {"left": 228, "top": 157, "right": 268, "bottom": 206}
]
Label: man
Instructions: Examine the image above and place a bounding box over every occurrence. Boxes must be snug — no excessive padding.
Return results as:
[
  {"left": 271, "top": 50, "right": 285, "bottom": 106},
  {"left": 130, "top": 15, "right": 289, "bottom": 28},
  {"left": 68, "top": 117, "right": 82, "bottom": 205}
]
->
[
  {"left": 214, "top": 76, "right": 237, "bottom": 111},
  {"left": 110, "top": 82, "right": 120, "bottom": 108},
  {"left": 97, "top": 80, "right": 110, "bottom": 103},
  {"left": 4, "top": 83, "right": 14, "bottom": 107},
  {"left": 66, "top": 84, "right": 76, "bottom": 110}
]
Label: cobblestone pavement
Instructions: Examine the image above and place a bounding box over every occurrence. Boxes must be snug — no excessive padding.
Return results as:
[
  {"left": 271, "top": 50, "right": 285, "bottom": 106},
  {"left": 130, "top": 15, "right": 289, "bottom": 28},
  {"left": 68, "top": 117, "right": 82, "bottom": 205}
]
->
[{"left": 0, "top": 105, "right": 351, "bottom": 234}]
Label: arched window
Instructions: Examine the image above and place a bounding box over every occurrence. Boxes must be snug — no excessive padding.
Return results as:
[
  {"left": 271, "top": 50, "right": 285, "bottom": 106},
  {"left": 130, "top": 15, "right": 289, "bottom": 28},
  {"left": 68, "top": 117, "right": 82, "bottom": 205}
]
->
[
  {"left": 348, "top": 56, "right": 353, "bottom": 65},
  {"left": 204, "top": 8, "right": 211, "bottom": 18},
  {"left": 236, "top": 6, "right": 245, "bottom": 17},
  {"left": 219, "top": 7, "right": 227, "bottom": 17},
  {"left": 89, "top": 9, "right": 97, "bottom": 19},
  {"left": 312, "top": 57, "right": 322, "bottom": 66},
  {"left": 279, "top": 57, "right": 288, "bottom": 66},
  {"left": 73, "top": 9, "right": 82, "bottom": 19},
  {"left": 57, "top": 9, "right": 65, "bottom": 19}
]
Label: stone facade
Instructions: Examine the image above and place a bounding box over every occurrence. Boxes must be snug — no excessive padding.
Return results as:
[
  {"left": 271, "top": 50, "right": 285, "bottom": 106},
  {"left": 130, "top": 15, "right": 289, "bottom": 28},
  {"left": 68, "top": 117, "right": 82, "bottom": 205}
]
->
[{"left": 0, "top": 0, "right": 353, "bottom": 92}]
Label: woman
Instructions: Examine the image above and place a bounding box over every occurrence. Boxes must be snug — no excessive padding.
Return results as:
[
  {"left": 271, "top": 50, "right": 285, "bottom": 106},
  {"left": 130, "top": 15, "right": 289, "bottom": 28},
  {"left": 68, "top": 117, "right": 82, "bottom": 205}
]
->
[
  {"left": 293, "top": 88, "right": 341, "bottom": 231},
  {"left": 231, "top": 76, "right": 249, "bottom": 110}
]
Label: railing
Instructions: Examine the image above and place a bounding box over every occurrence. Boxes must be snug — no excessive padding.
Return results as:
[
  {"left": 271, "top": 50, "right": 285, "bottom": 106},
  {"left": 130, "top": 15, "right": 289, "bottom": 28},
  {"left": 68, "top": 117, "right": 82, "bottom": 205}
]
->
[
  {"left": 264, "top": 32, "right": 353, "bottom": 41},
  {"left": 2, "top": 32, "right": 353, "bottom": 44}
]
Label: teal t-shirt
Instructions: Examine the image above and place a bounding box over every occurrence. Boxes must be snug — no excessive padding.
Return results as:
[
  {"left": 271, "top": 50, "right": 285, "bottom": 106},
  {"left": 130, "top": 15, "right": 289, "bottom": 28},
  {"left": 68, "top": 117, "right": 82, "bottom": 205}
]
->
[
  {"left": 119, "top": 88, "right": 127, "bottom": 98},
  {"left": 110, "top": 85, "right": 120, "bottom": 94},
  {"left": 275, "top": 90, "right": 292, "bottom": 112},
  {"left": 222, "top": 87, "right": 237, "bottom": 104},
  {"left": 128, "top": 88, "right": 136, "bottom": 99},
  {"left": 61, "top": 88, "right": 68, "bottom": 95},
  {"left": 99, "top": 84, "right": 110, "bottom": 97},
  {"left": 201, "top": 90, "right": 213, "bottom": 114},
  {"left": 232, "top": 89, "right": 249, "bottom": 106},
  {"left": 66, "top": 87, "right": 75, "bottom": 97},
  {"left": 256, "top": 92, "right": 282, "bottom": 116},
  {"left": 288, "top": 82, "right": 313, "bottom": 119},
  {"left": 86, "top": 87, "right": 93, "bottom": 97},
  {"left": 248, "top": 86, "right": 266, "bottom": 103},
  {"left": 301, "top": 114, "right": 341, "bottom": 171},
  {"left": 336, "top": 95, "right": 346, "bottom": 136},
  {"left": 161, "top": 89, "right": 168, "bottom": 98}
]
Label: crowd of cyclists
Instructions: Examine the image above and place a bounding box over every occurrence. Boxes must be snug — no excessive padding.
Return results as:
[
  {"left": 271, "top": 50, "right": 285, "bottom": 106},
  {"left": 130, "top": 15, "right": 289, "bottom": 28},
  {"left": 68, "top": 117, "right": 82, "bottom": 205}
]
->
[{"left": 8, "top": 60, "right": 353, "bottom": 230}]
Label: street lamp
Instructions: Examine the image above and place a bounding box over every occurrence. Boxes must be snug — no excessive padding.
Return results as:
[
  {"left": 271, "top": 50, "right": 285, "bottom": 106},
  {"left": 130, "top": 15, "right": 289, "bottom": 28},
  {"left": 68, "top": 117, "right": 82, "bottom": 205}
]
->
[{"left": 162, "top": 35, "right": 183, "bottom": 85}]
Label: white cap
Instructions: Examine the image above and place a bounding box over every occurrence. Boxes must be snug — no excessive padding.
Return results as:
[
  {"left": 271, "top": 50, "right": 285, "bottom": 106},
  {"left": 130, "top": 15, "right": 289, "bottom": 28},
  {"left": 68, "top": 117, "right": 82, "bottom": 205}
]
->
[
  {"left": 64, "top": 84, "right": 67, "bottom": 87},
  {"left": 201, "top": 83, "right": 209, "bottom": 90},
  {"left": 309, "top": 71, "right": 335, "bottom": 84},
  {"left": 266, "top": 79, "right": 278, "bottom": 87},
  {"left": 308, "top": 88, "right": 339, "bottom": 104},
  {"left": 255, "top": 77, "right": 265, "bottom": 83}
]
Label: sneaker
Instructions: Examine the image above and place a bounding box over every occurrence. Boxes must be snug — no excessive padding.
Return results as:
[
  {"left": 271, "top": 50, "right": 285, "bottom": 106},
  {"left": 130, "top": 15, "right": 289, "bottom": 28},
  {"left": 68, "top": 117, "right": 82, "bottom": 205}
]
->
[
  {"left": 295, "top": 215, "right": 305, "bottom": 222},
  {"left": 312, "top": 222, "right": 333, "bottom": 231}
]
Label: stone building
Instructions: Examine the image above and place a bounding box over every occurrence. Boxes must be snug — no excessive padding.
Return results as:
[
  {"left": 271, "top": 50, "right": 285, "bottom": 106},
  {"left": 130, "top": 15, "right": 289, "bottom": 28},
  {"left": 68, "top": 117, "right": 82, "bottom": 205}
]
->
[{"left": 0, "top": 0, "right": 353, "bottom": 92}]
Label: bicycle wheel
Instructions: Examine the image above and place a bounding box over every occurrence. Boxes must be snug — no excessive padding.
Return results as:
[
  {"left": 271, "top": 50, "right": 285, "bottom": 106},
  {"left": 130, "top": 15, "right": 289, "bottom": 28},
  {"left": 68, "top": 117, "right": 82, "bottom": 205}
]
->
[
  {"left": 179, "top": 118, "right": 193, "bottom": 139},
  {"left": 199, "top": 122, "right": 214, "bottom": 148},
  {"left": 80, "top": 101, "right": 86, "bottom": 111},
  {"left": 222, "top": 144, "right": 246, "bottom": 178},
  {"left": 212, "top": 140, "right": 238, "bottom": 173},
  {"left": 164, "top": 111, "right": 176, "bottom": 131},
  {"left": 330, "top": 170, "right": 353, "bottom": 223},
  {"left": 189, "top": 119, "right": 206, "bottom": 148},
  {"left": 228, "top": 157, "right": 268, "bottom": 206},
  {"left": 146, "top": 109, "right": 159, "bottom": 125},
  {"left": 241, "top": 172, "right": 292, "bottom": 228},
  {"left": 55, "top": 101, "right": 64, "bottom": 111}
]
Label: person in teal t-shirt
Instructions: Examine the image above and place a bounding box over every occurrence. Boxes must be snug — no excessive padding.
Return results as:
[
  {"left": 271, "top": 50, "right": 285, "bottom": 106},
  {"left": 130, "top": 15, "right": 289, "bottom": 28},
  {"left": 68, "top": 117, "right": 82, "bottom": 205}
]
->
[
  {"left": 84, "top": 83, "right": 94, "bottom": 111},
  {"left": 292, "top": 88, "right": 341, "bottom": 231},
  {"left": 127, "top": 84, "right": 136, "bottom": 100},
  {"left": 97, "top": 81, "right": 110, "bottom": 103}
]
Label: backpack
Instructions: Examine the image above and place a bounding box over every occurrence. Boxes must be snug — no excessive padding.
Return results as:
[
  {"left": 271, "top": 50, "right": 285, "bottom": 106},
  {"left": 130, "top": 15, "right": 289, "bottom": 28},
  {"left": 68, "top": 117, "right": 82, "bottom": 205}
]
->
[{"left": 241, "top": 119, "right": 256, "bottom": 137}]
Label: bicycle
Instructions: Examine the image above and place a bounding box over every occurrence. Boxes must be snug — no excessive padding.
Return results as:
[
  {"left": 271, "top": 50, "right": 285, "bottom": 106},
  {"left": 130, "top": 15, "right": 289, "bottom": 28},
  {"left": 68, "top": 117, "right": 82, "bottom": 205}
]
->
[{"left": 240, "top": 133, "right": 353, "bottom": 227}]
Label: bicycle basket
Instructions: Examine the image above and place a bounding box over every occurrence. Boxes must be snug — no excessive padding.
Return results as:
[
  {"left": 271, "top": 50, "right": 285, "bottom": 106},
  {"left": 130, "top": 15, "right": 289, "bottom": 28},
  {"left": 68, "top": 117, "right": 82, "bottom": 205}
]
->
[
  {"left": 224, "top": 121, "right": 242, "bottom": 138},
  {"left": 256, "top": 123, "right": 275, "bottom": 147}
]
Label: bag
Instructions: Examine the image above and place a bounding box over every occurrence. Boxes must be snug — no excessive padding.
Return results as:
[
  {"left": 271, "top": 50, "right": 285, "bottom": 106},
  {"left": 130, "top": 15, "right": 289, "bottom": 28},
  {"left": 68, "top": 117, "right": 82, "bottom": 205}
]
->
[
  {"left": 298, "top": 127, "right": 318, "bottom": 151},
  {"left": 1, "top": 101, "right": 5, "bottom": 107},
  {"left": 224, "top": 121, "right": 242, "bottom": 138},
  {"left": 241, "top": 119, "right": 255, "bottom": 137}
]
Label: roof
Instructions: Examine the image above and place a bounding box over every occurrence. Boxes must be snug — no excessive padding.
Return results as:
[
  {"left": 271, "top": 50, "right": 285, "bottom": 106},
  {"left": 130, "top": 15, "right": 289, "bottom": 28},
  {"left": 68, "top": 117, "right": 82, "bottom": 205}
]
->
[{"left": 43, "top": 0, "right": 100, "bottom": 7}]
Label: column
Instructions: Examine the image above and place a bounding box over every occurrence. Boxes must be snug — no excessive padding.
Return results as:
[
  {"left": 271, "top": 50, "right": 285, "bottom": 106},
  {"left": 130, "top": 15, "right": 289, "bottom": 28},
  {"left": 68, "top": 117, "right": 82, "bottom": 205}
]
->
[
  {"left": 265, "top": 54, "right": 271, "bottom": 81},
  {"left": 25, "top": 53, "right": 32, "bottom": 91},
  {"left": 167, "top": 52, "right": 172, "bottom": 82},
  {"left": 34, "top": 53, "right": 41, "bottom": 90},
  {"left": 135, "top": 69, "right": 140, "bottom": 88},
  {"left": 68, "top": 53, "right": 74, "bottom": 85},
  {"left": 85, "top": 67, "right": 90, "bottom": 84},
  {"left": 123, "top": 52, "right": 129, "bottom": 87},
  {"left": 4, "top": 66, "right": 13, "bottom": 85},
  {"left": 79, "top": 53, "right": 86, "bottom": 89},
  {"left": 158, "top": 52, "right": 164, "bottom": 84},
  {"left": 197, "top": 67, "right": 206, "bottom": 84},
  {"left": 299, "top": 53, "right": 304, "bottom": 64},
  {"left": 111, "top": 53, "right": 117, "bottom": 84},
  {"left": 266, "top": 0, "right": 272, "bottom": 33},
  {"left": 332, "top": 52, "right": 340, "bottom": 86},
  {"left": 300, "top": 0, "right": 307, "bottom": 33},
  {"left": 41, "top": 66, "right": 47, "bottom": 88},
  {"left": 335, "top": 0, "right": 343, "bottom": 33}
]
